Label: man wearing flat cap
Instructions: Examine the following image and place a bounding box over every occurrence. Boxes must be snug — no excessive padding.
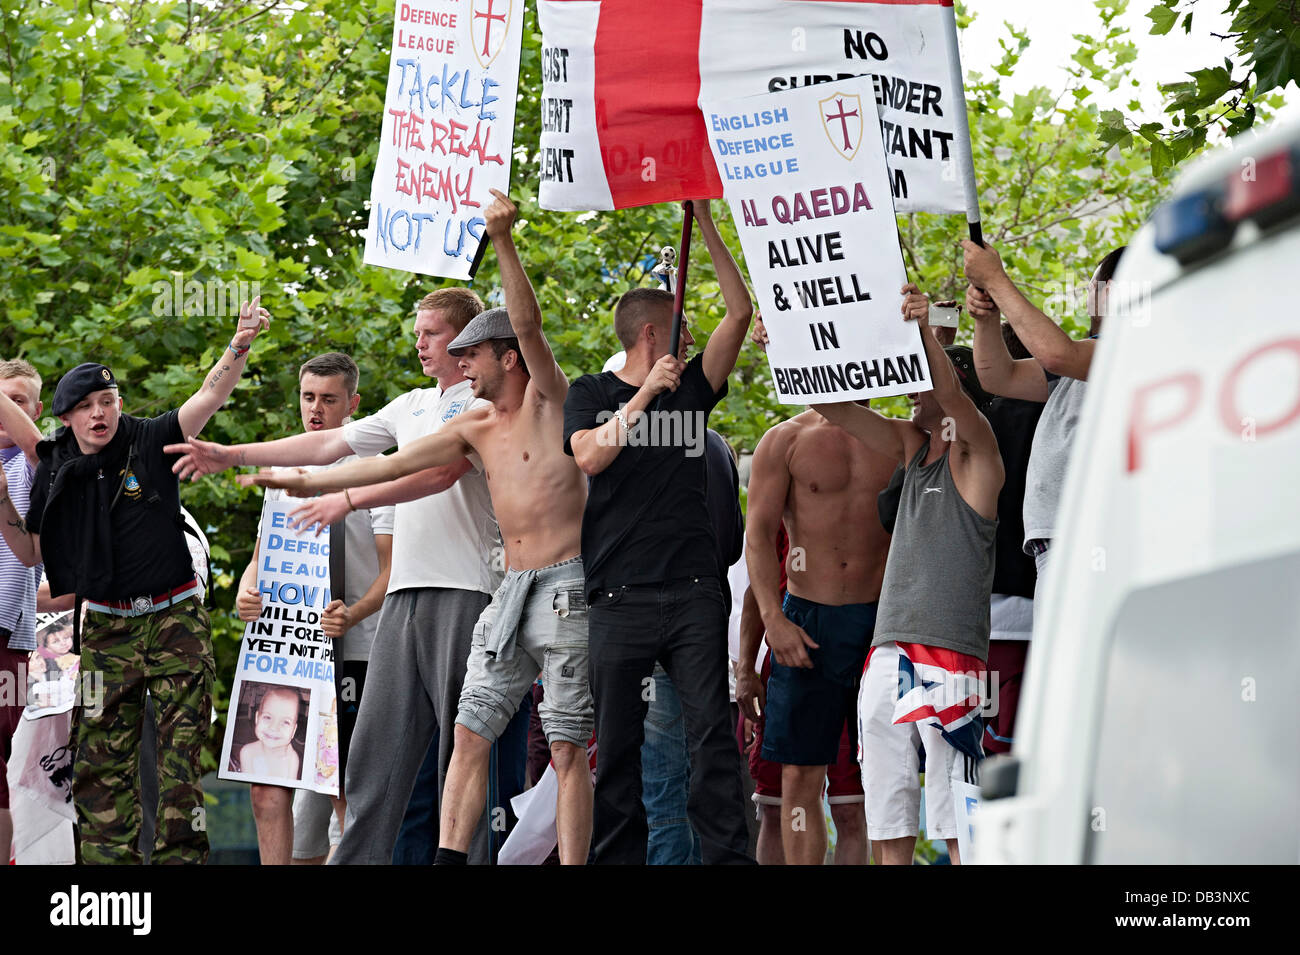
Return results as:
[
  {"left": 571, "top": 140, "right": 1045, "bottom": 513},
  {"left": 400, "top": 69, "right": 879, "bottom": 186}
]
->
[
  {"left": 0, "top": 299, "right": 269, "bottom": 864},
  {"left": 235, "top": 190, "right": 596, "bottom": 865},
  {"left": 164, "top": 281, "right": 512, "bottom": 864}
]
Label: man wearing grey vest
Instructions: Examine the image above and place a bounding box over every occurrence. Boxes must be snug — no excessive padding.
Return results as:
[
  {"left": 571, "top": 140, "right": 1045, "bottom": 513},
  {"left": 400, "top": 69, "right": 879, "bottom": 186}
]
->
[
  {"left": 815, "top": 283, "right": 1003, "bottom": 866},
  {"left": 962, "top": 241, "right": 1125, "bottom": 619}
]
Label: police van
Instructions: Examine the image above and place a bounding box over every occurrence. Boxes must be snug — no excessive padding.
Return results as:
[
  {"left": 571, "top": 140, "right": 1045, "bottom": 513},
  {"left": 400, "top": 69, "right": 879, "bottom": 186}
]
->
[{"left": 975, "top": 118, "right": 1300, "bottom": 864}]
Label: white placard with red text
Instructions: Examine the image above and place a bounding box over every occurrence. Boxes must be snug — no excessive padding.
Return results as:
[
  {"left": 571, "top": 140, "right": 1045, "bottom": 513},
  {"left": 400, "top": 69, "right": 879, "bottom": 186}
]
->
[{"left": 364, "top": 0, "right": 524, "bottom": 278}]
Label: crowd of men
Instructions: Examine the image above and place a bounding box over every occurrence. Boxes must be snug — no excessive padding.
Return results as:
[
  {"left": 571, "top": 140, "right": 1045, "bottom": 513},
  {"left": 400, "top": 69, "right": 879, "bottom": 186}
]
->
[{"left": 0, "top": 190, "right": 1122, "bottom": 865}]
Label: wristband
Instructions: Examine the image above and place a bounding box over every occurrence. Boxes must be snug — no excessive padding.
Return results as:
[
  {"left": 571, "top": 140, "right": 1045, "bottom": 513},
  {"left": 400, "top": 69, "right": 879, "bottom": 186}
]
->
[
  {"left": 344, "top": 488, "right": 357, "bottom": 512},
  {"left": 228, "top": 339, "right": 251, "bottom": 359},
  {"left": 614, "top": 408, "right": 629, "bottom": 433}
]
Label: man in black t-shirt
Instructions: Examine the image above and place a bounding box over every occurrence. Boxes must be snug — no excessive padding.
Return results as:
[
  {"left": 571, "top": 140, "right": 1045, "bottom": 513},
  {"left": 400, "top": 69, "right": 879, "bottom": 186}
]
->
[
  {"left": 0, "top": 300, "right": 269, "bottom": 864},
  {"left": 563, "top": 200, "right": 755, "bottom": 864}
]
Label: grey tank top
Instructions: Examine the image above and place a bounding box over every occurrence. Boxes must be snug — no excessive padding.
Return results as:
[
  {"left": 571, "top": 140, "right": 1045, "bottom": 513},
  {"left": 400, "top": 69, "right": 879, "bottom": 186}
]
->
[{"left": 873, "top": 443, "right": 998, "bottom": 660}]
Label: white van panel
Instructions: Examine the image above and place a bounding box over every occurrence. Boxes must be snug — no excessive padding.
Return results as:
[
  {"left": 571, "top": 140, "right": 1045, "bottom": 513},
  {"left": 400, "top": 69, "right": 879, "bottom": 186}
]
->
[{"left": 979, "top": 206, "right": 1300, "bottom": 864}]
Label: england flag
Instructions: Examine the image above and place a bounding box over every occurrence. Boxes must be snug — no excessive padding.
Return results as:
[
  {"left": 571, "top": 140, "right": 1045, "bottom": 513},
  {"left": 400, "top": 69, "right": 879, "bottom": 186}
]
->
[{"left": 537, "top": 0, "right": 970, "bottom": 214}]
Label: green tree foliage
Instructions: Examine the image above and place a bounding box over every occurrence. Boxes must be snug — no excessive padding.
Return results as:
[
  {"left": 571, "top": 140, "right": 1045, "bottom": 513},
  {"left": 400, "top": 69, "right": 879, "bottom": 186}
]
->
[
  {"left": 1101, "top": 0, "right": 1298, "bottom": 174},
  {"left": 2, "top": 0, "right": 1190, "bottom": 765},
  {"left": 906, "top": 1, "right": 1162, "bottom": 355}
]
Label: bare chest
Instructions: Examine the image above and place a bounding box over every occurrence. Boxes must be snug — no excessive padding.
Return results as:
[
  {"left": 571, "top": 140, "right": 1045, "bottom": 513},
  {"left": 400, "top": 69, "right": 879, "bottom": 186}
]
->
[{"left": 469, "top": 404, "right": 564, "bottom": 487}]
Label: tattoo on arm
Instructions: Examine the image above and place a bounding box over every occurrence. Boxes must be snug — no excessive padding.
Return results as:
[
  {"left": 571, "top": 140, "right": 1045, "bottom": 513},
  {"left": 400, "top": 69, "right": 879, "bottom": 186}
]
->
[
  {"left": 207, "top": 364, "right": 231, "bottom": 392},
  {"left": 0, "top": 495, "right": 24, "bottom": 535},
  {"left": 238, "top": 449, "right": 247, "bottom": 466}
]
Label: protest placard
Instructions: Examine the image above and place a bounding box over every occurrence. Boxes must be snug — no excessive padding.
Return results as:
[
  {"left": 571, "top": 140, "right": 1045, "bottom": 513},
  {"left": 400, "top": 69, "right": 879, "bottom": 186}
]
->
[
  {"left": 364, "top": 0, "right": 524, "bottom": 279},
  {"left": 704, "top": 77, "right": 929, "bottom": 404},
  {"left": 23, "top": 611, "right": 81, "bottom": 720},
  {"left": 218, "top": 497, "right": 340, "bottom": 795},
  {"left": 952, "top": 778, "right": 979, "bottom": 862},
  {"left": 538, "top": 0, "right": 969, "bottom": 214}
]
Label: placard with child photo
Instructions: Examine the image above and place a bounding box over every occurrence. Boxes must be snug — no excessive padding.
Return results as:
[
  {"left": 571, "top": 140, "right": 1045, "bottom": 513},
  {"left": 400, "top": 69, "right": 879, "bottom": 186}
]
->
[
  {"left": 24, "top": 611, "right": 81, "bottom": 719},
  {"left": 216, "top": 496, "right": 341, "bottom": 795}
]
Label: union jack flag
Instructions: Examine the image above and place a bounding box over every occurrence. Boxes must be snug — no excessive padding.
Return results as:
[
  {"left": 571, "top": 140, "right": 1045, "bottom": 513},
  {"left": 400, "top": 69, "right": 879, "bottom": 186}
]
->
[{"left": 880, "top": 642, "right": 985, "bottom": 762}]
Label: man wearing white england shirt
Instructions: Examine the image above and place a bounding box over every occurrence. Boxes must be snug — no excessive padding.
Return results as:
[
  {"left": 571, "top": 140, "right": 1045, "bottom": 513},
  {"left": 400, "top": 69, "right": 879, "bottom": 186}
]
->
[{"left": 169, "top": 288, "right": 507, "bottom": 864}]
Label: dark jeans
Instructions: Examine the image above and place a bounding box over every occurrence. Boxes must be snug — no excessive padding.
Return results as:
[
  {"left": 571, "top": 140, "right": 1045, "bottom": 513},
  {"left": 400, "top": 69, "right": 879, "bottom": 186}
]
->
[
  {"left": 641, "top": 667, "right": 701, "bottom": 864},
  {"left": 588, "top": 576, "right": 752, "bottom": 865}
]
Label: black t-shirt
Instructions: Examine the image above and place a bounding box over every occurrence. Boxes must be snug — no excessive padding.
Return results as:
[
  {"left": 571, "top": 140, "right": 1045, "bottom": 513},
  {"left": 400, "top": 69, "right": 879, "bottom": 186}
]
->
[
  {"left": 563, "top": 354, "right": 728, "bottom": 594},
  {"left": 986, "top": 396, "right": 1044, "bottom": 599},
  {"left": 704, "top": 429, "right": 744, "bottom": 606},
  {"left": 28, "top": 411, "right": 195, "bottom": 598}
]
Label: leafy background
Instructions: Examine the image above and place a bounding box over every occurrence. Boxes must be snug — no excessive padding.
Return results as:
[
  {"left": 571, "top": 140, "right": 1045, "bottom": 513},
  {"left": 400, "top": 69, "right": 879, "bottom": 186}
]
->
[{"left": 2, "top": 0, "right": 1289, "bottom": 771}]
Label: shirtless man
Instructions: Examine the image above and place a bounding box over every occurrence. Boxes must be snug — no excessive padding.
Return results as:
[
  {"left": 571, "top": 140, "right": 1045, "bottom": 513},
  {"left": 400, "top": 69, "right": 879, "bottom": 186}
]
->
[
  {"left": 743, "top": 403, "right": 896, "bottom": 865},
  {"left": 814, "top": 283, "right": 1004, "bottom": 865},
  {"left": 241, "top": 191, "right": 594, "bottom": 865}
]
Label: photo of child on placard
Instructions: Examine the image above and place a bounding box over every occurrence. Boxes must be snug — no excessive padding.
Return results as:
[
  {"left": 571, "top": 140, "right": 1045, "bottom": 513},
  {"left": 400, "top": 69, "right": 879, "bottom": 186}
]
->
[
  {"left": 226, "top": 681, "right": 309, "bottom": 783},
  {"left": 314, "top": 693, "right": 339, "bottom": 789},
  {"left": 24, "top": 612, "right": 80, "bottom": 718}
]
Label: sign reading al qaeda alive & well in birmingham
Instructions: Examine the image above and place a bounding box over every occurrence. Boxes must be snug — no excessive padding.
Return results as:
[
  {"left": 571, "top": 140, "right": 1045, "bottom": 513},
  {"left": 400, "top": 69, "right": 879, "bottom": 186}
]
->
[
  {"left": 703, "top": 77, "right": 931, "bottom": 404},
  {"left": 364, "top": 0, "right": 524, "bottom": 279}
]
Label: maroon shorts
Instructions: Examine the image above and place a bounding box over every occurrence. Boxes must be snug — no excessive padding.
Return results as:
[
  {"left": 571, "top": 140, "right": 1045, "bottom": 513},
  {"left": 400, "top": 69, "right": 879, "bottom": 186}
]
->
[
  {"left": 0, "top": 643, "right": 28, "bottom": 810},
  {"left": 746, "top": 652, "right": 863, "bottom": 805},
  {"left": 982, "top": 641, "right": 1029, "bottom": 757}
]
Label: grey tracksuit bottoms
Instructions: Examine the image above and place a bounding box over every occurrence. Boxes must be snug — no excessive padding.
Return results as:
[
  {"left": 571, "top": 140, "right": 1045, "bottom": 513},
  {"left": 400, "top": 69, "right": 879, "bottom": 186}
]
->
[{"left": 331, "top": 586, "right": 491, "bottom": 864}]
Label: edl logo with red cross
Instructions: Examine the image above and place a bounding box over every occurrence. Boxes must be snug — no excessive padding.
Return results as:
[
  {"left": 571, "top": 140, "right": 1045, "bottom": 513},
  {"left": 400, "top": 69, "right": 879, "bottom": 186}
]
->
[
  {"left": 471, "top": 0, "right": 513, "bottom": 69},
  {"left": 818, "top": 93, "right": 864, "bottom": 162}
]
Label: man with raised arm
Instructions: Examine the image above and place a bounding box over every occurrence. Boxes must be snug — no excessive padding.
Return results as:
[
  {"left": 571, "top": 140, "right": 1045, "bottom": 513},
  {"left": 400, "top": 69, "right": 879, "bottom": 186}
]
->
[
  {"left": 0, "top": 300, "right": 270, "bottom": 864},
  {"left": 813, "top": 284, "right": 1003, "bottom": 866},
  {"left": 964, "top": 241, "right": 1124, "bottom": 585},
  {"left": 243, "top": 191, "right": 594, "bottom": 864},
  {"left": 563, "top": 201, "right": 755, "bottom": 865},
  {"left": 165, "top": 283, "right": 511, "bottom": 865}
]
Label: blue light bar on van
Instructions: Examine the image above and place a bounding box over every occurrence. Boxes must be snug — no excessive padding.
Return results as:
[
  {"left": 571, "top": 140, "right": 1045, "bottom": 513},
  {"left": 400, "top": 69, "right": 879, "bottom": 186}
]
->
[
  {"left": 1223, "top": 146, "right": 1300, "bottom": 229},
  {"left": 1155, "top": 140, "right": 1300, "bottom": 266},
  {"left": 1153, "top": 185, "right": 1232, "bottom": 265}
]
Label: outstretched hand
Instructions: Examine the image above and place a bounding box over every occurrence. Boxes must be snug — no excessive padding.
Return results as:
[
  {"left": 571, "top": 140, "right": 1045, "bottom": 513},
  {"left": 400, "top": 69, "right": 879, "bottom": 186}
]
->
[
  {"left": 287, "top": 493, "right": 350, "bottom": 538},
  {"left": 166, "top": 436, "right": 239, "bottom": 481},
  {"left": 237, "top": 467, "right": 311, "bottom": 494}
]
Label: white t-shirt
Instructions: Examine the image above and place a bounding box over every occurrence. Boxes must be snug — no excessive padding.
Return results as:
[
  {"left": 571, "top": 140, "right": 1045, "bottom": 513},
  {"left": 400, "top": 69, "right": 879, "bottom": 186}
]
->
[
  {"left": 259, "top": 460, "right": 396, "bottom": 662},
  {"left": 725, "top": 540, "right": 766, "bottom": 702},
  {"left": 342, "top": 382, "right": 499, "bottom": 596}
]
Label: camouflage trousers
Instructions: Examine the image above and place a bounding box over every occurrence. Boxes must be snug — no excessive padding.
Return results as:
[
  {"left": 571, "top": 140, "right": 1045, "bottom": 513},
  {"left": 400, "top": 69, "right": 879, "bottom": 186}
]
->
[{"left": 73, "top": 596, "right": 214, "bottom": 865}]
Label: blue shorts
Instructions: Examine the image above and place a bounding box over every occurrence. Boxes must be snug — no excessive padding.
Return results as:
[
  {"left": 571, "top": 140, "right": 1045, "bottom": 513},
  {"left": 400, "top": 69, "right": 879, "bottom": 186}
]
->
[{"left": 761, "top": 594, "right": 877, "bottom": 767}]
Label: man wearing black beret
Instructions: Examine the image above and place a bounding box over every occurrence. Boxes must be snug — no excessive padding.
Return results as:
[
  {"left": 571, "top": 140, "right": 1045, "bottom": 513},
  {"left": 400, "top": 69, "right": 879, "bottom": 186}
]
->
[{"left": 0, "top": 298, "right": 269, "bottom": 864}]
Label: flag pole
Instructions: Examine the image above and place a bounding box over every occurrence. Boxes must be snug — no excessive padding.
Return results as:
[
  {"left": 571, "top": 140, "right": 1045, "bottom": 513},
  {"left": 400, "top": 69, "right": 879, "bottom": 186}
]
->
[
  {"left": 669, "top": 201, "right": 694, "bottom": 357},
  {"left": 467, "top": 231, "right": 490, "bottom": 279},
  {"left": 940, "top": 4, "right": 983, "bottom": 246}
]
